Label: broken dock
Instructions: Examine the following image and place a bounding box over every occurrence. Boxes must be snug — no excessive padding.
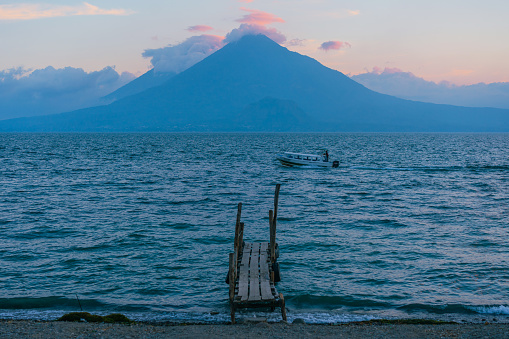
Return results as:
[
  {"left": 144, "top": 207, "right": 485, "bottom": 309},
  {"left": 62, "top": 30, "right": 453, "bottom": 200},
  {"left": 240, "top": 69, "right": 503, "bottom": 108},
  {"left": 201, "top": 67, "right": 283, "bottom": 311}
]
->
[{"left": 227, "top": 184, "right": 287, "bottom": 324}]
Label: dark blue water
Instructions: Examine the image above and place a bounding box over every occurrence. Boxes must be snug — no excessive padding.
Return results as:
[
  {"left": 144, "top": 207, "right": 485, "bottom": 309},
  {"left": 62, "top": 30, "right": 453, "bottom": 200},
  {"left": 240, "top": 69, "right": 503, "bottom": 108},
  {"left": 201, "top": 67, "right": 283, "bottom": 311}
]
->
[{"left": 1, "top": 133, "right": 508, "bottom": 323}]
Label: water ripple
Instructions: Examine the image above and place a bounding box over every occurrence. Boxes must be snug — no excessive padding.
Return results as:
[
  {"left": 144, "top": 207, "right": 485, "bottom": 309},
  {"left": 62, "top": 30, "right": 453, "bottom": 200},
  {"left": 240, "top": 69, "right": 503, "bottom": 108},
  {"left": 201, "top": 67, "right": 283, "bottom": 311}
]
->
[{"left": 0, "top": 132, "right": 508, "bottom": 323}]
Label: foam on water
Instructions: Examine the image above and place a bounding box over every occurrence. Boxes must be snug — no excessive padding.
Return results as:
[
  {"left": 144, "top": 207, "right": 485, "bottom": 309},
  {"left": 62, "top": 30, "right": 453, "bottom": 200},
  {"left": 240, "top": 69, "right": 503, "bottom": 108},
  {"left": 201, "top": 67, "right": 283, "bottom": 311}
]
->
[{"left": 471, "top": 305, "right": 509, "bottom": 315}]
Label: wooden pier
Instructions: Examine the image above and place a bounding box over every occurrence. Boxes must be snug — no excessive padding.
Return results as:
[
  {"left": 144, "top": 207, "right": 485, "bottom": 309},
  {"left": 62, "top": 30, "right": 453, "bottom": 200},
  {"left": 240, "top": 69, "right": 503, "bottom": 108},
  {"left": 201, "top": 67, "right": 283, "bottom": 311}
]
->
[{"left": 227, "top": 184, "right": 287, "bottom": 324}]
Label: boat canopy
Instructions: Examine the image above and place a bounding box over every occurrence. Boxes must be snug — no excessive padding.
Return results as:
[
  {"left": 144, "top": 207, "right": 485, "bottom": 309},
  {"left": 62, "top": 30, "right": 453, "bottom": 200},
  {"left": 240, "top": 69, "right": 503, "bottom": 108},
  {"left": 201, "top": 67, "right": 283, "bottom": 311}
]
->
[
  {"left": 282, "top": 152, "right": 323, "bottom": 161},
  {"left": 283, "top": 152, "right": 322, "bottom": 157}
]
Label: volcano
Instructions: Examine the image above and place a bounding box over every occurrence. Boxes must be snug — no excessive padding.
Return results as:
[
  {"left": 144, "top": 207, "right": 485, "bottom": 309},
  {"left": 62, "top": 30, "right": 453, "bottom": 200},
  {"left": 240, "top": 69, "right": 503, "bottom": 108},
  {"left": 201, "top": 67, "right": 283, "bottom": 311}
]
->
[{"left": 1, "top": 34, "right": 508, "bottom": 132}]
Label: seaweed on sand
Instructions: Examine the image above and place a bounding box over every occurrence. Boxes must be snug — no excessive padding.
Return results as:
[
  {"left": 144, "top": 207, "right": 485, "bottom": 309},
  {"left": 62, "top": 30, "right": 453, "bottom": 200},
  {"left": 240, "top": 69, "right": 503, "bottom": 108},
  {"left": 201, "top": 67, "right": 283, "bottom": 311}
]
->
[{"left": 57, "top": 312, "right": 133, "bottom": 324}]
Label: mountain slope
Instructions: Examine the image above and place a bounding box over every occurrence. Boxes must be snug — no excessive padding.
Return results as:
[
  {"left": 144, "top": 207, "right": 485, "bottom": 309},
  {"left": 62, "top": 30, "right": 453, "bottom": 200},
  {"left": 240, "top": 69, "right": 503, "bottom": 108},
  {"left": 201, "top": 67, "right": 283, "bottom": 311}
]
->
[
  {"left": 101, "top": 69, "right": 176, "bottom": 103},
  {"left": 234, "top": 97, "right": 313, "bottom": 131},
  {"left": 0, "top": 34, "right": 508, "bottom": 132}
]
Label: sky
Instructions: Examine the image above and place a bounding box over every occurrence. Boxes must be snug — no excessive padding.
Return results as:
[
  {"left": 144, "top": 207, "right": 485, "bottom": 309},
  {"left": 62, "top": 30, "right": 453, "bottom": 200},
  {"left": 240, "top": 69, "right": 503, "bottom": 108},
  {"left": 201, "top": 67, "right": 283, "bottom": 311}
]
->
[{"left": 1, "top": 0, "right": 509, "bottom": 87}]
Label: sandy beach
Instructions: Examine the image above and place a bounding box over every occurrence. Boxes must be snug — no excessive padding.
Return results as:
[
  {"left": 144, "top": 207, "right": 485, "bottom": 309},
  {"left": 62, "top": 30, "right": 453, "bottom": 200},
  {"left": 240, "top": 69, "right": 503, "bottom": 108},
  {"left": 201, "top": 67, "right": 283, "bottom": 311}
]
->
[{"left": 1, "top": 320, "right": 508, "bottom": 339}]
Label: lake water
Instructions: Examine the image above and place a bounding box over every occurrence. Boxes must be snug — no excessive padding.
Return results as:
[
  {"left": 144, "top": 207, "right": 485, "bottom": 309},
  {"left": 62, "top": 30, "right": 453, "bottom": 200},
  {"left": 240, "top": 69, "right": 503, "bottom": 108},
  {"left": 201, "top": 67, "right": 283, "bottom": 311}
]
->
[{"left": 1, "top": 133, "right": 508, "bottom": 324}]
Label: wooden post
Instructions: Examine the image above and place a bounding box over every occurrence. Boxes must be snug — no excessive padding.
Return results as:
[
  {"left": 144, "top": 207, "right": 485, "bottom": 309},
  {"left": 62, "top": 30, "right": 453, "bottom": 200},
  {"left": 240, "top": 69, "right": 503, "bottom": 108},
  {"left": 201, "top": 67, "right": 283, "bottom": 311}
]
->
[
  {"left": 230, "top": 267, "right": 236, "bottom": 326},
  {"left": 279, "top": 293, "right": 287, "bottom": 322},
  {"left": 269, "top": 209, "right": 275, "bottom": 263},
  {"left": 271, "top": 184, "right": 280, "bottom": 264},
  {"left": 229, "top": 251, "right": 236, "bottom": 325},
  {"left": 231, "top": 303, "right": 236, "bottom": 324},
  {"left": 234, "top": 203, "right": 242, "bottom": 252},
  {"left": 269, "top": 209, "right": 275, "bottom": 281},
  {"left": 233, "top": 251, "right": 238, "bottom": 286},
  {"left": 228, "top": 253, "right": 235, "bottom": 302},
  {"left": 238, "top": 222, "right": 244, "bottom": 251},
  {"left": 273, "top": 184, "right": 281, "bottom": 230}
]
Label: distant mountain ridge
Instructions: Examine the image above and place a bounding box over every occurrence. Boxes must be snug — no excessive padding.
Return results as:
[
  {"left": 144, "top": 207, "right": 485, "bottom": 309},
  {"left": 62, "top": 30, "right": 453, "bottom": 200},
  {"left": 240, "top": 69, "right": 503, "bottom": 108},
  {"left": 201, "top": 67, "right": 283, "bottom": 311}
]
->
[
  {"left": 101, "top": 69, "right": 176, "bottom": 103},
  {"left": 1, "top": 34, "right": 508, "bottom": 132},
  {"left": 351, "top": 70, "right": 509, "bottom": 109}
]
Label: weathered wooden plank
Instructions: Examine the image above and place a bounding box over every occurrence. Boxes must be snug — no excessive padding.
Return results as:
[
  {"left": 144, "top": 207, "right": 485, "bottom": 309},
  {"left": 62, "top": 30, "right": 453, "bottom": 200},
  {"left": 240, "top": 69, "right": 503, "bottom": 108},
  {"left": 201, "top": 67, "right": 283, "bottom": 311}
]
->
[
  {"left": 241, "top": 242, "right": 252, "bottom": 265},
  {"left": 260, "top": 281, "right": 273, "bottom": 300},
  {"left": 259, "top": 242, "right": 274, "bottom": 300},
  {"left": 260, "top": 242, "right": 269, "bottom": 280},
  {"left": 248, "top": 242, "right": 261, "bottom": 301},
  {"left": 238, "top": 243, "right": 251, "bottom": 301},
  {"left": 260, "top": 242, "right": 269, "bottom": 260}
]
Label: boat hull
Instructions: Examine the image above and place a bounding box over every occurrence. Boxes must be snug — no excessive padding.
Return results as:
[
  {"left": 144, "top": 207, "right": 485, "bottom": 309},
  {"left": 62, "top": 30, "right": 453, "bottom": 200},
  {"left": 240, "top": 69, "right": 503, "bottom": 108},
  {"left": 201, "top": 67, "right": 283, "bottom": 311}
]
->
[{"left": 276, "top": 154, "right": 334, "bottom": 168}]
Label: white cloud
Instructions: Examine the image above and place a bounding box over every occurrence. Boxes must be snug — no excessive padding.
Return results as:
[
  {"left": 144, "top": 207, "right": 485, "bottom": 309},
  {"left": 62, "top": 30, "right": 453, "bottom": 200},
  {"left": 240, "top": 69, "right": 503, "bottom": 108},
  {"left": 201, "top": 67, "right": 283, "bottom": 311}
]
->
[
  {"left": 142, "top": 23, "right": 287, "bottom": 75},
  {"left": 142, "top": 6, "right": 288, "bottom": 75},
  {"left": 142, "top": 35, "right": 225, "bottom": 74},
  {"left": 0, "top": 66, "right": 135, "bottom": 119},
  {"left": 224, "top": 23, "right": 286, "bottom": 44}
]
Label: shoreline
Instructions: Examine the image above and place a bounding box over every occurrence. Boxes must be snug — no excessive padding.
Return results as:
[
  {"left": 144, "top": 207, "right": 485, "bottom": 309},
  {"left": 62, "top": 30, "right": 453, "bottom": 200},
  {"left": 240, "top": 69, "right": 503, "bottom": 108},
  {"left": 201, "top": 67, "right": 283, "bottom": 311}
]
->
[
  {"left": 1, "top": 320, "right": 508, "bottom": 339},
  {"left": 0, "top": 319, "right": 509, "bottom": 339}
]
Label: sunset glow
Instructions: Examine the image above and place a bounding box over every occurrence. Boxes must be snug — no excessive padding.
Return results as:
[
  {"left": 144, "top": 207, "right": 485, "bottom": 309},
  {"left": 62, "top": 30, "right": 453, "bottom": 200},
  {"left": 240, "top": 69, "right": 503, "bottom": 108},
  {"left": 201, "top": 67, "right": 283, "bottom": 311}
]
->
[
  {"left": 237, "top": 7, "right": 285, "bottom": 26},
  {"left": 187, "top": 25, "right": 213, "bottom": 32},
  {"left": 1, "top": 1, "right": 508, "bottom": 86},
  {"left": 0, "top": 2, "right": 133, "bottom": 20}
]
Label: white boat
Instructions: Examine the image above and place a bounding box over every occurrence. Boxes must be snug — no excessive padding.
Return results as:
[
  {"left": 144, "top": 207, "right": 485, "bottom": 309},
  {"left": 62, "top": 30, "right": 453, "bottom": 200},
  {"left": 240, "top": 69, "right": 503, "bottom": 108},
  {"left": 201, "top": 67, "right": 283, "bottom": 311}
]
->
[{"left": 276, "top": 151, "right": 339, "bottom": 168}]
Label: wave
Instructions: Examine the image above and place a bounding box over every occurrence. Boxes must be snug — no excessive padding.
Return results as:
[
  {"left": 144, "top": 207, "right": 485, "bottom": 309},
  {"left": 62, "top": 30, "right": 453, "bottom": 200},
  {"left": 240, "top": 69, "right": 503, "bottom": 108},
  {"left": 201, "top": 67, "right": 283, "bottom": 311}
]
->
[
  {"left": 286, "top": 294, "right": 391, "bottom": 309},
  {"left": 1, "top": 296, "right": 508, "bottom": 324},
  {"left": 399, "top": 303, "right": 477, "bottom": 315},
  {"left": 470, "top": 305, "right": 509, "bottom": 315},
  {"left": 0, "top": 308, "right": 376, "bottom": 324},
  {"left": 399, "top": 303, "right": 509, "bottom": 316},
  {"left": 0, "top": 296, "right": 105, "bottom": 310}
]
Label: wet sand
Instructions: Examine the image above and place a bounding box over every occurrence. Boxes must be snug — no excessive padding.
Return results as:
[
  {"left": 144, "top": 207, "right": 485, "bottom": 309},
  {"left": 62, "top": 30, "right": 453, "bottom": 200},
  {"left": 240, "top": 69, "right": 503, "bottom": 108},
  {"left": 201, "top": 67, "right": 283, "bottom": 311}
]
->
[{"left": 1, "top": 320, "right": 508, "bottom": 339}]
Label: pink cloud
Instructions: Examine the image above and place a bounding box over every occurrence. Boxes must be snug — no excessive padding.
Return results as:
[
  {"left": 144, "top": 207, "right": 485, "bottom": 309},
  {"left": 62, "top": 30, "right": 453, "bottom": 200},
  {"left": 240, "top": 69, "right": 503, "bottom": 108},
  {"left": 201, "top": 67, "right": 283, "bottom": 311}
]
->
[
  {"left": 237, "top": 7, "right": 284, "bottom": 26},
  {"left": 224, "top": 23, "right": 286, "bottom": 44},
  {"left": 319, "top": 41, "right": 351, "bottom": 51},
  {"left": 187, "top": 25, "right": 213, "bottom": 32},
  {"left": 0, "top": 2, "right": 133, "bottom": 20},
  {"left": 239, "top": 0, "right": 254, "bottom": 2},
  {"left": 142, "top": 12, "right": 288, "bottom": 76}
]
